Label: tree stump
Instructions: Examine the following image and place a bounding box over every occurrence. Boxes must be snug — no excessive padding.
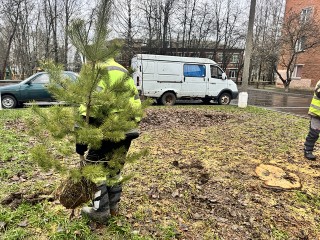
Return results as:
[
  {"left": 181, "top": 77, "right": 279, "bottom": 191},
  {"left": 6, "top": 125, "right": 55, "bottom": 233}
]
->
[{"left": 255, "top": 164, "right": 301, "bottom": 190}]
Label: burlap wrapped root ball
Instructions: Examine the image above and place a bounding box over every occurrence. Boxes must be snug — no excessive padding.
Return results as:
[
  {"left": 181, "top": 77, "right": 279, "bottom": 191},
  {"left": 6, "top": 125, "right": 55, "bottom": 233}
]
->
[{"left": 56, "top": 177, "right": 97, "bottom": 209}]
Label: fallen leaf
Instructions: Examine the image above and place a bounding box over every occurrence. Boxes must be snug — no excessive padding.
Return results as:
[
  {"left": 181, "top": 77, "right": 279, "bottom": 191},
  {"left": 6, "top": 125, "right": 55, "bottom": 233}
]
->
[
  {"left": 171, "top": 189, "right": 179, "bottom": 198},
  {"left": 0, "top": 221, "right": 7, "bottom": 231},
  {"left": 18, "top": 220, "right": 28, "bottom": 227}
]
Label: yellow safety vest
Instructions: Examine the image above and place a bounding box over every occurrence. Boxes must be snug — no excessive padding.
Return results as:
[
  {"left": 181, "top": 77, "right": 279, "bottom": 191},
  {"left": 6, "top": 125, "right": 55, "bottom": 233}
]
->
[
  {"left": 79, "top": 59, "right": 141, "bottom": 122},
  {"left": 309, "top": 80, "right": 320, "bottom": 117}
]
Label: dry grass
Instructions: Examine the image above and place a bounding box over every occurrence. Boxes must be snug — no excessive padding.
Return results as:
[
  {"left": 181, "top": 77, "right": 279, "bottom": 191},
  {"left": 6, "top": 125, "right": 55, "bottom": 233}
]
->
[{"left": 1, "top": 105, "right": 320, "bottom": 239}]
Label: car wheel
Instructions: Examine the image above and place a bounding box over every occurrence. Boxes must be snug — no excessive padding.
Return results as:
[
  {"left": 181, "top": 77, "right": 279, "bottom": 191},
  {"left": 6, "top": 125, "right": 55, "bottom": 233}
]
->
[
  {"left": 1, "top": 95, "right": 17, "bottom": 109},
  {"left": 218, "top": 93, "right": 231, "bottom": 105},
  {"left": 161, "top": 92, "right": 176, "bottom": 106}
]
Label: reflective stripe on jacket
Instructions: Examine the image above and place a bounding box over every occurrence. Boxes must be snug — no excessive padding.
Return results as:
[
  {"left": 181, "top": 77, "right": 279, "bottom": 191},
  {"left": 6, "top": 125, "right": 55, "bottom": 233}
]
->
[{"left": 79, "top": 59, "right": 141, "bottom": 121}]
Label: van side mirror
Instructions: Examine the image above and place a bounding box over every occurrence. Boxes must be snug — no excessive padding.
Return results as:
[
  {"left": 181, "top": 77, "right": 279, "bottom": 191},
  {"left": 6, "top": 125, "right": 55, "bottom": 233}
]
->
[{"left": 221, "top": 72, "right": 227, "bottom": 80}]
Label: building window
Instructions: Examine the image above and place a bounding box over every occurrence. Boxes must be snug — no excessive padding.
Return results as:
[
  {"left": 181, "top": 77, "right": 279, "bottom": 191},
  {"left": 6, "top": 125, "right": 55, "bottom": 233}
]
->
[
  {"left": 207, "top": 54, "right": 213, "bottom": 59},
  {"left": 217, "top": 53, "right": 223, "bottom": 63},
  {"left": 295, "top": 36, "right": 306, "bottom": 52},
  {"left": 228, "top": 69, "right": 237, "bottom": 78},
  {"left": 231, "top": 54, "right": 239, "bottom": 63},
  {"left": 301, "top": 7, "right": 312, "bottom": 23},
  {"left": 292, "top": 65, "right": 303, "bottom": 79}
]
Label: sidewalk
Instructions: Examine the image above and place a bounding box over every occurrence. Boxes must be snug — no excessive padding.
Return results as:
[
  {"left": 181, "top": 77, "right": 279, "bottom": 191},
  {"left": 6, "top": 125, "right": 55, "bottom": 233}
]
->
[
  {"left": 238, "top": 85, "right": 313, "bottom": 97},
  {"left": 234, "top": 85, "right": 313, "bottom": 118}
]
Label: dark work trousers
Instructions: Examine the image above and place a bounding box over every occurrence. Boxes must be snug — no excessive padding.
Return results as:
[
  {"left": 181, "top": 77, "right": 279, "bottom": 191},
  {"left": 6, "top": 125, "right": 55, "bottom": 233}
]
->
[
  {"left": 304, "top": 116, "right": 320, "bottom": 152},
  {"left": 85, "top": 137, "right": 133, "bottom": 210}
]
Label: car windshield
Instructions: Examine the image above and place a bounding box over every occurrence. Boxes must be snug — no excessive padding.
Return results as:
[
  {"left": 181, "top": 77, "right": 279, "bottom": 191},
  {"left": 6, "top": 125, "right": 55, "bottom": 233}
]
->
[{"left": 20, "top": 72, "right": 44, "bottom": 84}]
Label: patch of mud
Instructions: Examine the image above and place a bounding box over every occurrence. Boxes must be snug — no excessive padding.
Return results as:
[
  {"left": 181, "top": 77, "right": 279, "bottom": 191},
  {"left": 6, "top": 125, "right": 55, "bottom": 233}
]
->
[{"left": 1, "top": 190, "right": 54, "bottom": 209}]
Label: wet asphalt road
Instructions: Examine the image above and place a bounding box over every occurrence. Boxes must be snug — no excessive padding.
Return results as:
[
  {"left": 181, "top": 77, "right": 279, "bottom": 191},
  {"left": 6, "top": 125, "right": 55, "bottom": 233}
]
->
[
  {"left": 177, "top": 88, "right": 313, "bottom": 118},
  {"left": 231, "top": 88, "right": 313, "bottom": 118},
  {"left": 24, "top": 88, "right": 313, "bottom": 118}
]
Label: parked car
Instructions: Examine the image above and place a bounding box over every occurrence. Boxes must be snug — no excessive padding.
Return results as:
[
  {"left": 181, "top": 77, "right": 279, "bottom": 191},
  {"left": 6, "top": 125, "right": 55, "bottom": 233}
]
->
[{"left": 0, "top": 71, "right": 77, "bottom": 109}]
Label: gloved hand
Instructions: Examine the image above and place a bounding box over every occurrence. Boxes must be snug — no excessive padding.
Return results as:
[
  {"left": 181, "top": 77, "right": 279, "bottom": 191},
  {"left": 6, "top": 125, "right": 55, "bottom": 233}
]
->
[
  {"left": 125, "top": 128, "right": 140, "bottom": 139},
  {"left": 76, "top": 143, "right": 88, "bottom": 155},
  {"left": 315, "top": 84, "right": 320, "bottom": 98}
]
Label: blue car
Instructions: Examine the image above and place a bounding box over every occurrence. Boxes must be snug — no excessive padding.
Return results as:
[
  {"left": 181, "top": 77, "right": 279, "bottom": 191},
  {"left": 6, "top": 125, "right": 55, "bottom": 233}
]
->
[{"left": 0, "top": 71, "right": 77, "bottom": 109}]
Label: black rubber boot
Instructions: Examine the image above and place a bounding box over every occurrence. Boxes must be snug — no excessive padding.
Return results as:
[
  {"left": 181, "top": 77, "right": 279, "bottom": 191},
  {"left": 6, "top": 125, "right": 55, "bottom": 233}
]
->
[
  {"left": 304, "top": 150, "right": 316, "bottom": 161},
  {"left": 108, "top": 184, "right": 122, "bottom": 216},
  {"left": 81, "top": 184, "right": 110, "bottom": 223}
]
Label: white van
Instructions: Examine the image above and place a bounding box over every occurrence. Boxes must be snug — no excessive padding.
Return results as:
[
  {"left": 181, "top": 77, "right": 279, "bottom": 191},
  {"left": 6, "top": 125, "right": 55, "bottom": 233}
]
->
[{"left": 131, "top": 54, "right": 238, "bottom": 105}]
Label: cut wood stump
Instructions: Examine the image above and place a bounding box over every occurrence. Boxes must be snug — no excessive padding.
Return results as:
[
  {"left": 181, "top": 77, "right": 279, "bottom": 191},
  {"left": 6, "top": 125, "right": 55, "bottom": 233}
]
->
[{"left": 255, "top": 164, "right": 301, "bottom": 190}]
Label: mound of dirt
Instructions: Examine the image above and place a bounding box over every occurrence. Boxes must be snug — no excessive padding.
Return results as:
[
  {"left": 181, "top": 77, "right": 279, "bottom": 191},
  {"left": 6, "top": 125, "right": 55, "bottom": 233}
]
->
[{"left": 140, "top": 108, "right": 232, "bottom": 131}]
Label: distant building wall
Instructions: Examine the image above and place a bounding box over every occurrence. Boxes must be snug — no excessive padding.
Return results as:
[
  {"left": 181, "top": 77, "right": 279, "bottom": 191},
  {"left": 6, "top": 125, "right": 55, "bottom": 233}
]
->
[{"left": 278, "top": 0, "right": 320, "bottom": 89}]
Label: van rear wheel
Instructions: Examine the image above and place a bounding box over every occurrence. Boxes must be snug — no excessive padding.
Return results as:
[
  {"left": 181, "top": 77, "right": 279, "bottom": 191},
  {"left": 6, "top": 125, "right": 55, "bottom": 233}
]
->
[
  {"left": 161, "top": 92, "right": 176, "bottom": 106},
  {"left": 218, "top": 93, "right": 231, "bottom": 105}
]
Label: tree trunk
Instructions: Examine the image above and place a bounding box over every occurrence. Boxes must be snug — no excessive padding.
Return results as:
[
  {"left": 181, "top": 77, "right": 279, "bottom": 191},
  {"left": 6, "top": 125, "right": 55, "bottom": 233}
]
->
[
  {"left": 1, "top": 0, "right": 22, "bottom": 79},
  {"left": 284, "top": 84, "right": 289, "bottom": 92},
  {"left": 53, "top": 0, "right": 58, "bottom": 63},
  {"left": 242, "top": 0, "right": 256, "bottom": 92},
  {"left": 64, "top": 0, "right": 69, "bottom": 70}
]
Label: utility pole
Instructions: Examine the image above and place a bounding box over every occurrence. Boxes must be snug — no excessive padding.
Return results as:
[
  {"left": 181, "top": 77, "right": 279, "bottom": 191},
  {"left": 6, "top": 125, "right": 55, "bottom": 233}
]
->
[{"left": 238, "top": 0, "right": 256, "bottom": 108}]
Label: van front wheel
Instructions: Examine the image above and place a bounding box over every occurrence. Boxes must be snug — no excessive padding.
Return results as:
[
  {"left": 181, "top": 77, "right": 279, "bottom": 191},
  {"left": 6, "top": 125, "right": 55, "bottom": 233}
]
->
[
  {"left": 161, "top": 92, "right": 176, "bottom": 106},
  {"left": 218, "top": 93, "right": 231, "bottom": 105}
]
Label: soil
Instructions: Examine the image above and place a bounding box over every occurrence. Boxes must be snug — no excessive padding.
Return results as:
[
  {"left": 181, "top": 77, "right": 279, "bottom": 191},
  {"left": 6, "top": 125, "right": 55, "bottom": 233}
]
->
[
  {"left": 2, "top": 107, "right": 320, "bottom": 239},
  {"left": 122, "top": 107, "right": 320, "bottom": 239}
]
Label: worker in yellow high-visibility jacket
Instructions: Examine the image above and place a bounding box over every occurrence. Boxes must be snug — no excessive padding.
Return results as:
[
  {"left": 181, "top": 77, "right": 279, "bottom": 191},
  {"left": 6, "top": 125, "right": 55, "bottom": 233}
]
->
[
  {"left": 76, "top": 58, "right": 141, "bottom": 223},
  {"left": 304, "top": 80, "right": 320, "bottom": 161}
]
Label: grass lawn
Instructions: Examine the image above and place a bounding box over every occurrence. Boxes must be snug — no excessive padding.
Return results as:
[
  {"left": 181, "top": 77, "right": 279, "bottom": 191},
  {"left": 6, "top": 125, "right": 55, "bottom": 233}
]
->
[{"left": 0, "top": 105, "right": 319, "bottom": 239}]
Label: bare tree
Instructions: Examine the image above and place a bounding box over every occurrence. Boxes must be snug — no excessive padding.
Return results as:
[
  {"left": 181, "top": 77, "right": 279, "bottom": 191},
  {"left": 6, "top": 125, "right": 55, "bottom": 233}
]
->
[
  {"left": 208, "top": 0, "right": 245, "bottom": 70},
  {"left": 212, "top": 0, "right": 224, "bottom": 62},
  {"left": 242, "top": 0, "right": 256, "bottom": 92},
  {"left": 112, "top": 0, "right": 140, "bottom": 61},
  {"left": 41, "top": 0, "right": 65, "bottom": 63},
  {"left": 62, "top": 0, "right": 79, "bottom": 69},
  {"left": 1, "top": 0, "right": 23, "bottom": 79},
  {"left": 179, "top": 0, "right": 189, "bottom": 49},
  {"left": 13, "top": 0, "right": 35, "bottom": 77},
  {"left": 138, "top": 0, "right": 157, "bottom": 50},
  {"left": 276, "top": 10, "right": 320, "bottom": 91},
  {"left": 252, "top": 0, "right": 284, "bottom": 85},
  {"left": 161, "top": 0, "right": 176, "bottom": 51},
  {"left": 219, "top": 0, "right": 245, "bottom": 71},
  {"left": 0, "top": 0, "right": 250, "bottom": 79},
  {"left": 194, "top": 1, "right": 213, "bottom": 49},
  {"left": 186, "top": 0, "right": 197, "bottom": 49}
]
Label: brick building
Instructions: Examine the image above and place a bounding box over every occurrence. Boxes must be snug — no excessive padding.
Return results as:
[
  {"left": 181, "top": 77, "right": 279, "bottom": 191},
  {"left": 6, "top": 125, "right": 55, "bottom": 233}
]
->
[{"left": 277, "top": 0, "right": 320, "bottom": 89}]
